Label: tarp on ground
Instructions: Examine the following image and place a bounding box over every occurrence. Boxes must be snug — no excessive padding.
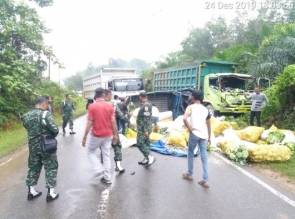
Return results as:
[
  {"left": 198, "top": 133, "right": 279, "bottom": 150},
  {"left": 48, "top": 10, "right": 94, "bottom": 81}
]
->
[{"left": 150, "top": 140, "right": 199, "bottom": 157}]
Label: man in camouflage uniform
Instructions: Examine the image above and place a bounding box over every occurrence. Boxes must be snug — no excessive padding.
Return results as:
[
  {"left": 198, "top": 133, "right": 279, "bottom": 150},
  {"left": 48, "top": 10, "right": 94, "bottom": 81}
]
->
[
  {"left": 22, "top": 97, "right": 59, "bottom": 202},
  {"left": 137, "top": 91, "right": 156, "bottom": 166},
  {"left": 105, "top": 90, "right": 129, "bottom": 173},
  {"left": 61, "top": 94, "right": 76, "bottom": 134}
]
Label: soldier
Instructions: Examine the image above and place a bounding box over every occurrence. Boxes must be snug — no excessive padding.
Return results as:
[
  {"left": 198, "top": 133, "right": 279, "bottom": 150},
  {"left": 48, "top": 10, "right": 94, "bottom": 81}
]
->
[
  {"left": 104, "top": 90, "right": 129, "bottom": 173},
  {"left": 45, "top": 95, "right": 53, "bottom": 114},
  {"left": 61, "top": 94, "right": 76, "bottom": 134},
  {"left": 137, "top": 91, "right": 156, "bottom": 166},
  {"left": 22, "top": 97, "right": 59, "bottom": 202}
]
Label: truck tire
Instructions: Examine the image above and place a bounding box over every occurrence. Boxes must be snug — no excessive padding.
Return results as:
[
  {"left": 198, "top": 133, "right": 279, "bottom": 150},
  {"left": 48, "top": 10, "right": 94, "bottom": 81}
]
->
[{"left": 206, "top": 104, "right": 215, "bottom": 117}]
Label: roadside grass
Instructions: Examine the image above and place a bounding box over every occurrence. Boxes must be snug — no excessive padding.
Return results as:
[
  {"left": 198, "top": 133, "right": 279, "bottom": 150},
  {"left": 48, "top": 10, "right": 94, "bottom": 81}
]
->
[
  {"left": 0, "top": 99, "right": 87, "bottom": 158},
  {"left": 255, "top": 153, "right": 295, "bottom": 179}
]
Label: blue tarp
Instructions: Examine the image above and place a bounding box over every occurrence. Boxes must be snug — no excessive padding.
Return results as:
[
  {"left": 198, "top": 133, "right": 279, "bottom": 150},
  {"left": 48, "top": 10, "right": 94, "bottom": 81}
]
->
[{"left": 150, "top": 140, "right": 200, "bottom": 157}]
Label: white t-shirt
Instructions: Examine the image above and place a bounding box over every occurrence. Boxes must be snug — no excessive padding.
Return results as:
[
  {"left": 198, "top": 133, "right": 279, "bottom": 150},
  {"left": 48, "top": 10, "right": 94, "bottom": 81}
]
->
[
  {"left": 189, "top": 104, "right": 211, "bottom": 139},
  {"left": 152, "top": 106, "right": 159, "bottom": 117}
]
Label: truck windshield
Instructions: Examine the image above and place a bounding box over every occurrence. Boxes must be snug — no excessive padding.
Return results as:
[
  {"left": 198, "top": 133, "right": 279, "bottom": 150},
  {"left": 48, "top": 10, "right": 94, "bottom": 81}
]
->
[
  {"left": 113, "top": 78, "right": 143, "bottom": 91},
  {"left": 210, "top": 76, "right": 255, "bottom": 92}
]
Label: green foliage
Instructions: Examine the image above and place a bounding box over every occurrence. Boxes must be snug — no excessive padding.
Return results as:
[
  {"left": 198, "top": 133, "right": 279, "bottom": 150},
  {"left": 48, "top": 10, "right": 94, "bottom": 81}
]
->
[
  {"left": 0, "top": 0, "right": 63, "bottom": 128},
  {"left": 250, "top": 23, "right": 295, "bottom": 80},
  {"left": 156, "top": 51, "right": 193, "bottom": 69},
  {"left": 0, "top": 98, "right": 86, "bottom": 157},
  {"left": 214, "top": 44, "right": 258, "bottom": 73},
  {"left": 30, "top": 0, "right": 53, "bottom": 7},
  {"left": 140, "top": 67, "right": 155, "bottom": 92},
  {"left": 262, "top": 65, "right": 295, "bottom": 130}
]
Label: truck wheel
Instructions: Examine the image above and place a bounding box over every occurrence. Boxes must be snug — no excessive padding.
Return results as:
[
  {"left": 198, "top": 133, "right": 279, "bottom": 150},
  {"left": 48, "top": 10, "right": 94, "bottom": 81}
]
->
[{"left": 206, "top": 104, "right": 215, "bottom": 117}]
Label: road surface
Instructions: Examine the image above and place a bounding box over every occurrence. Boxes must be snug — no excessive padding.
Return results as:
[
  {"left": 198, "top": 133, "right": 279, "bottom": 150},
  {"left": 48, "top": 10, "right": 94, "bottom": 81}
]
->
[{"left": 1, "top": 115, "right": 295, "bottom": 219}]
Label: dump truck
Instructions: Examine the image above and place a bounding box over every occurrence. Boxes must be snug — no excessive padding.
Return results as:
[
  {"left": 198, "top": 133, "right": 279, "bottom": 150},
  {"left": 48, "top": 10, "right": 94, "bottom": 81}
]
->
[
  {"left": 83, "top": 68, "right": 143, "bottom": 107},
  {"left": 153, "top": 60, "right": 270, "bottom": 115}
]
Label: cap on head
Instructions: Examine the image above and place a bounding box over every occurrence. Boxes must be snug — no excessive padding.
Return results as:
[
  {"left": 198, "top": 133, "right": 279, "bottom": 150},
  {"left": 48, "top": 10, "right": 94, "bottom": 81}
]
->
[
  {"left": 192, "top": 90, "right": 203, "bottom": 101},
  {"left": 35, "top": 96, "right": 47, "bottom": 105},
  {"left": 139, "top": 91, "right": 147, "bottom": 98}
]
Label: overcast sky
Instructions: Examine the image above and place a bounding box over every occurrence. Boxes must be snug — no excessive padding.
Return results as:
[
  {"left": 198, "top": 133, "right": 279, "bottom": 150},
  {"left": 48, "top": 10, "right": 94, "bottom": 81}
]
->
[{"left": 30, "top": 0, "right": 256, "bottom": 82}]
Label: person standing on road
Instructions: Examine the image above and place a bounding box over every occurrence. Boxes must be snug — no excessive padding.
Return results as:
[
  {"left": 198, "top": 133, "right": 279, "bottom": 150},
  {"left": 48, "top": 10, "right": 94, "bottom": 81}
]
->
[
  {"left": 45, "top": 95, "right": 53, "bottom": 114},
  {"left": 82, "top": 88, "right": 118, "bottom": 184},
  {"left": 61, "top": 94, "right": 76, "bottom": 134},
  {"left": 182, "top": 90, "right": 211, "bottom": 188},
  {"left": 105, "top": 90, "right": 129, "bottom": 173},
  {"left": 137, "top": 91, "right": 156, "bottom": 167},
  {"left": 22, "top": 97, "right": 59, "bottom": 202},
  {"left": 151, "top": 104, "right": 159, "bottom": 126},
  {"left": 117, "top": 97, "right": 128, "bottom": 135},
  {"left": 244, "top": 87, "right": 269, "bottom": 127}
]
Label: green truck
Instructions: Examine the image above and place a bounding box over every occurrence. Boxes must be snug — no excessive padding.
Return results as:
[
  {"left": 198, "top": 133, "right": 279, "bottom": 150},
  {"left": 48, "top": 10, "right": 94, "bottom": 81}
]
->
[{"left": 153, "top": 60, "right": 270, "bottom": 115}]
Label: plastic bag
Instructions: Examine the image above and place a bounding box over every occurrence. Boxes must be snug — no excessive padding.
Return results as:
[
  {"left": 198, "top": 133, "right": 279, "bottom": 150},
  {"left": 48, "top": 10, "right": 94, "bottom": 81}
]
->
[
  {"left": 168, "top": 129, "right": 187, "bottom": 148},
  {"left": 223, "top": 128, "right": 241, "bottom": 141},
  {"left": 150, "top": 132, "right": 164, "bottom": 142},
  {"left": 255, "top": 140, "right": 268, "bottom": 145},
  {"left": 269, "top": 125, "right": 278, "bottom": 131},
  {"left": 236, "top": 126, "right": 264, "bottom": 143},
  {"left": 120, "top": 134, "right": 137, "bottom": 148},
  {"left": 282, "top": 130, "right": 295, "bottom": 144},
  {"left": 219, "top": 140, "right": 239, "bottom": 154},
  {"left": 260, "top": 130, "right": 271, "bottom": 140},
  {"left": 248, "top": 144, "right": 291, "bottom": 162},
  {"left": 125, "top": 128, "right": 137, "bottom": 138},
  {"left": 230, "top": 122, "right": 239, "bottom": 130},
  {"left": 212, "top": 121, "right": 231, "bottom": 137}
]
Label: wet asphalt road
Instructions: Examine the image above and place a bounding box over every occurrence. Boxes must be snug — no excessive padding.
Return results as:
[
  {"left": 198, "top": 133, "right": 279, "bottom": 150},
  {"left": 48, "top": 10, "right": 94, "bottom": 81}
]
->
[{"left": 1, "top": 115, "right": 295, "bottom": 219}]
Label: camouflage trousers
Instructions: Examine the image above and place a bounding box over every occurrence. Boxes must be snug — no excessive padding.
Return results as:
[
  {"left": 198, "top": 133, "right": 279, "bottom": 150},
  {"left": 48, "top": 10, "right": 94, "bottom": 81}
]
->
[
  {"left": 62, "top": 113, "right": 73, "bottom": 130},
  {"left": 137, "top": 130, "right": 151, "bottom": 157},
  {"left": 112, "top": 135, "right": 122, "bottom": 161},
  {"left": 26, "top": 144, "right": 58, "bottom": 188}
]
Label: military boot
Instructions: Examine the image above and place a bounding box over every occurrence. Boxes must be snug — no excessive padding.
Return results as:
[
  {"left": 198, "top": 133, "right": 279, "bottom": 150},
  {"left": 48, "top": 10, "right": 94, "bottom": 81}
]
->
[
  {"left": 145, "top": 154, "right": 156, "bottom": 167},
  {"left": 46, "top": 188, "right": 59, "bottom": 202},
  {"left": 115, "top": 161, "right": 125, "bottom": 173},
  {"left": 27, "top": 186, "right": 42, "bottom": 201}
]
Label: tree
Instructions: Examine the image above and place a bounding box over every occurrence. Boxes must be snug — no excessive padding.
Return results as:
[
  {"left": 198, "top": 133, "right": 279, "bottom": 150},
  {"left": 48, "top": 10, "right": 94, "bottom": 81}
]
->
[
  {"left": 249, "top": 23, "right": 295, "bottom": 80},
  {"left": 181, "top": 17, "right": 230, "bottom": 61},
  {"left": 0, "top": 0, "right": 60, "bottom": 127},
  {"left": 156, "top": 51, "right": 193, "bottom": 69}
]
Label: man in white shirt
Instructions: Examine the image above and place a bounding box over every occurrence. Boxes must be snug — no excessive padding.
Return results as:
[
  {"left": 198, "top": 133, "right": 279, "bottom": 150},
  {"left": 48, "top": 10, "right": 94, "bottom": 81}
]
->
[
  {"left": 182, "top": 90, "right": 211, "bottom": 188},
  {"left": 151, "top": 104, "right": 160, "bottom": 126}
]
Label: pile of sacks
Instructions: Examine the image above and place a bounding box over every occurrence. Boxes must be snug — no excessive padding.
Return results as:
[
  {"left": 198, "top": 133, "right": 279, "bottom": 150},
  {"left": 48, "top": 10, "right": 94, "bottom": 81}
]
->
[{"left": 215, "top": 123, "right": 293, "bottom": 163}]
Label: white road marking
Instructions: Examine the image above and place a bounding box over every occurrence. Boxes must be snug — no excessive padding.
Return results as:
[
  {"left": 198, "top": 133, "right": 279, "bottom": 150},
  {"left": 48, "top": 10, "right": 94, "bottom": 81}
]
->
[
  {"left": 97, "top": 172, "right": 117, "bottom": 219},
  {"left": 214, "top": 152, "right": 295, "bottom": 208},
  {"left": 0, "top": 157, "right": 13, "bottom": 167}
]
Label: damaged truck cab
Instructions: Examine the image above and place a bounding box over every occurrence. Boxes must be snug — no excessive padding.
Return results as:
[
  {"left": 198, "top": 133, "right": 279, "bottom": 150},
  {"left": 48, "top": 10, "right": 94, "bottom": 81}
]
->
[{"left": 153, "top": 60, "right": 270, "bottom": 116}]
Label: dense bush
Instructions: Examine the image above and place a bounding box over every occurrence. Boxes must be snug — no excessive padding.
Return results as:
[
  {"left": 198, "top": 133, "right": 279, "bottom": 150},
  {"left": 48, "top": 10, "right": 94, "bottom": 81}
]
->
[{"left": 262, "top": 65, "right": 295, "bottom": 130}]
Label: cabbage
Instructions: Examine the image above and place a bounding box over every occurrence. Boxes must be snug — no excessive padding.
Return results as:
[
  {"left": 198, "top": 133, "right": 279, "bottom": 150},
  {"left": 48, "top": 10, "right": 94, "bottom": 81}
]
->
[{"left": 266, "top": 131, "right": 285, "bottom": 144}]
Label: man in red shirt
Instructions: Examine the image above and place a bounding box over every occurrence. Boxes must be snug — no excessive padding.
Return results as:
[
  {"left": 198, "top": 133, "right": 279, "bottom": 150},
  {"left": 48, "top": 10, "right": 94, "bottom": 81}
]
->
[{"left": 82, "top": 88, "right": 118, "bottom": 184}]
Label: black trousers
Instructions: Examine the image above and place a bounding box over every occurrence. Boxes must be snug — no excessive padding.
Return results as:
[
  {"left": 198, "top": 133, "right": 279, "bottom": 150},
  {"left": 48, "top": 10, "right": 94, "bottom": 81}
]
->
[{"left": 250, "top": 111, "right": 261, "bottom": 127}]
